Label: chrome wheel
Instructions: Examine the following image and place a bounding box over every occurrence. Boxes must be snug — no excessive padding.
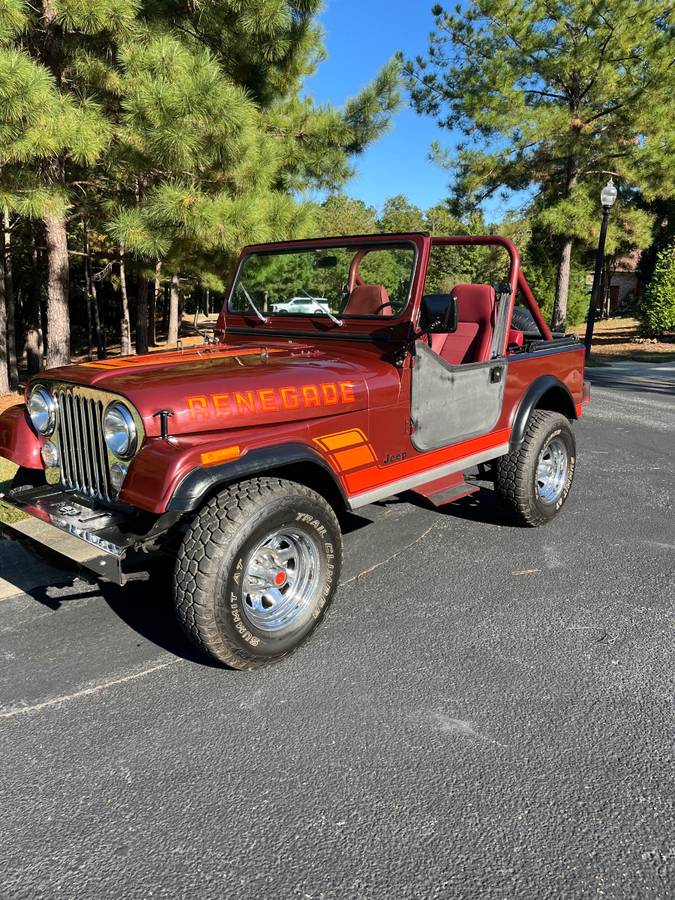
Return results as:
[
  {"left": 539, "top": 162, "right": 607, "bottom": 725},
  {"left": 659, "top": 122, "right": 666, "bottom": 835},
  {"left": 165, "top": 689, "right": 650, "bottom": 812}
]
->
[
  {"left": 535, "top": 436, "right": 569, "bottom": 504},
  {"left": 241, "top": 529, "right": 321, "bottom": 634}
]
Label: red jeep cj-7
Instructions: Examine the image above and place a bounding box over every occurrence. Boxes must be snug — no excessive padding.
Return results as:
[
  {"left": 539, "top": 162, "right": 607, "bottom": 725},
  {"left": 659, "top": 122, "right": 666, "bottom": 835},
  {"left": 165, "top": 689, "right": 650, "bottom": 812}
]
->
[{"left": 0, "top": 233, "right": 589, "bottom": 669}]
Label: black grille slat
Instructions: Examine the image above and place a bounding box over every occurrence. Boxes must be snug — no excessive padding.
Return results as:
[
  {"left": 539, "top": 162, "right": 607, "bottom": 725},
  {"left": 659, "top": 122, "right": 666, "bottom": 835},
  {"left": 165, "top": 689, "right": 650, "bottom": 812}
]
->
[{"left": 54, "top": 387, "right": 115, "bottom": 502}]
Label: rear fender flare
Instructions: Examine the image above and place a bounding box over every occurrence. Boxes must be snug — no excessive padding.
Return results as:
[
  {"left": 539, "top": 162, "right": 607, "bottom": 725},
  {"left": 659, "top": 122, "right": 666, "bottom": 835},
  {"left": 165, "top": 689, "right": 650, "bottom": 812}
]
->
[
  {"left": 167, "top": 442, "right": 347, "bottom": 512},
  {"left": 509, "top": 376, "right": 577, "bottom": 452}
]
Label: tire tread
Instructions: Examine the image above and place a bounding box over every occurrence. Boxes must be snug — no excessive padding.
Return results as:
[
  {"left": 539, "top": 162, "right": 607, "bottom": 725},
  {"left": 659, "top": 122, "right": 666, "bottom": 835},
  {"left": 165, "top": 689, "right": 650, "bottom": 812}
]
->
[{"left": 174, "top": 477, "right": 341, "bottom": 670}]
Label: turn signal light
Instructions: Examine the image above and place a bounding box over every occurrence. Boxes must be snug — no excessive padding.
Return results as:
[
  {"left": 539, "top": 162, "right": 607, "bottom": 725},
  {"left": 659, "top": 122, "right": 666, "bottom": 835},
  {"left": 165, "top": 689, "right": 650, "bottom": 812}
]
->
[{"left": 200, "top": 446, "right": 241, "bottom": 466}]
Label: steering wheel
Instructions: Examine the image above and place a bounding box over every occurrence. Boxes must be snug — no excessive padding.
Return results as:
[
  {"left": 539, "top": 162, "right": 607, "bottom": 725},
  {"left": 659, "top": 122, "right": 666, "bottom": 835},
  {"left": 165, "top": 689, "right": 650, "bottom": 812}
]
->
[{"left": 373, "top": 301, "right": 395, "bottom": 315}]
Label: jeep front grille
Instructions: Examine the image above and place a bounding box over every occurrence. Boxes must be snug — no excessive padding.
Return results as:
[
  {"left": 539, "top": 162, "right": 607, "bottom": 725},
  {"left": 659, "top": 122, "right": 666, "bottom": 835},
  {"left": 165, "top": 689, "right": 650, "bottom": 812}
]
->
[{"left": 53, "top": 387, "right": 113, "bottom": 501}]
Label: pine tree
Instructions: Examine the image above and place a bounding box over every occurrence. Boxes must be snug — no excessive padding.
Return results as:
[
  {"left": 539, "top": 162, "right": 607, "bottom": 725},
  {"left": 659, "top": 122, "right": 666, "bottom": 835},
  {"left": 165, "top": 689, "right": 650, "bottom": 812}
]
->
[
  {"left": 0, "top": 4, "right": 124, "bottom": 367},
  {"left": 405, "top": 0, "right": 673, "bottom": 329},
  {"left": 640, "top": 242, "right": 675, "bottom": 335},
  {"left": 1, "top": 2, "right": 401, "bottom": 367},
  {"left": 106, "top": 12, "right": 400, "bottom": 346}
]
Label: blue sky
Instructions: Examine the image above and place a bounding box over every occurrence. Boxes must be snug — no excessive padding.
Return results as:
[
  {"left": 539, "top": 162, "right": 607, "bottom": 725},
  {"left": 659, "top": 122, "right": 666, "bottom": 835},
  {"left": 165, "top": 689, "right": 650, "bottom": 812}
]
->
[{"left": 303, "top": 1, "right": 457, "bottom": 215}]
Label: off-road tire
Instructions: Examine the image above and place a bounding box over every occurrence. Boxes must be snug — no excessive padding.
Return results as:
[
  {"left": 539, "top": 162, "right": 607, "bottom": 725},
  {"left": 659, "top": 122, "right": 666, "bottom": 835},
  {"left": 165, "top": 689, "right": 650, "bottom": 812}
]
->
[
  {"left": 495, "top": 410, "right": 576, "bottom": 527},
  {"left": 174, "top": 477, "right": 342, "bottom": 670}
]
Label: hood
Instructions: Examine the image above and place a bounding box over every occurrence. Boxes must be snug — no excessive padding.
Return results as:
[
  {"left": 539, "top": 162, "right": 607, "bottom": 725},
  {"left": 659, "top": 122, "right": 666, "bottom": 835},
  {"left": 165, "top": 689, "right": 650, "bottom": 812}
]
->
[{"left": 38, "top": 341, "right": 375, "bottom": 437}]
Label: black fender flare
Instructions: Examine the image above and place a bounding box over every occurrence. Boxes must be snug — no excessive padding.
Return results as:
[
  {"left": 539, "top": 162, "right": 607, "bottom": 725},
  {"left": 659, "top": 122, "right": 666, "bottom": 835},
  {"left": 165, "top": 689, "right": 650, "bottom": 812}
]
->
[
  {"left": 167, "top": 442, "right": 347, "bottom": 512},
  {"left": 509, "top": 375, "right": 577, "bottom": 452}
]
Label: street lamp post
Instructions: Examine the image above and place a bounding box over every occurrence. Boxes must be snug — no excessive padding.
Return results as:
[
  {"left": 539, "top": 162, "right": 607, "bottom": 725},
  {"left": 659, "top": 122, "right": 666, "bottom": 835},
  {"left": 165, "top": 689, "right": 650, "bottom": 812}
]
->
[{"left": 584, "top": 178, "right": 618, "bottom": 358}]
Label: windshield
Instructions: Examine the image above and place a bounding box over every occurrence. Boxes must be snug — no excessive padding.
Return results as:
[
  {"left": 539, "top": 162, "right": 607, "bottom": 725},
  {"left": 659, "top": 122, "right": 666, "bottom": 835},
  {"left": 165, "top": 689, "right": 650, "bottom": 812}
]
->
[{"left": 229, "top": 243, "right": 417, "bottom": 320}]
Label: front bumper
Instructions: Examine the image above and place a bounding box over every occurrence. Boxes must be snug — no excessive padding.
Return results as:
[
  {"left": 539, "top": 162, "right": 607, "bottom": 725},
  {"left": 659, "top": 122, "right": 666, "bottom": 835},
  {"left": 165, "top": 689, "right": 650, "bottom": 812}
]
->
[{"left": 0, "top": 484, "right": 177, "bottom": 585}]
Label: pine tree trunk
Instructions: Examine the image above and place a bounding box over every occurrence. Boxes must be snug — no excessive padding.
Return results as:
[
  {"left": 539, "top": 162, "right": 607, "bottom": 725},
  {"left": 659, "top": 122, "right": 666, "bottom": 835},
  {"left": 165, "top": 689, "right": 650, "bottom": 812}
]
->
[
  {"left": 136, "top": 275, "right": 149, "bottom": 356},
  {"left": 552, "top": 236, "right": 574, "bottom": 332},
  {"left": 0, "top": 232, "right": 9, "bottom": 394},
  {"left": 119, "top": 249, "right": 132, "bottom": 356},
  {"left": 550, "top": 160, "right": 578, "bottom": 332},
  {"left": 44, "top": 212, "right": 70, "bottom": 368},
  {"left": 168, "top": 272, "right": 180, "bottom": 345},
  {"left": 149, "top": 260, "right": 160, "bottom": 346},
  {"left": 1, "top": 211, "right": 18, "bottom": 389},
  {"left": 162, "top": 283, "right": 169, "bottom": 334},
  {"left": 83, "top": 220, "right": 106, "bottom": 359},
  {"left": 25, "top": 228, "right": 44, "bottom": 375}
]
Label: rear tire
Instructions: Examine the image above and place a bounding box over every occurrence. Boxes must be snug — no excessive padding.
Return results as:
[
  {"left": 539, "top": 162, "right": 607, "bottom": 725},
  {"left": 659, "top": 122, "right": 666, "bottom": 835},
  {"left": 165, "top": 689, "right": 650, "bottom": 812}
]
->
[
  {"left": 174, "top": 477, "right": 342, "bottom": 670},
  {"left": 495, "top": 410, "right": 576, "bottom": 526}
]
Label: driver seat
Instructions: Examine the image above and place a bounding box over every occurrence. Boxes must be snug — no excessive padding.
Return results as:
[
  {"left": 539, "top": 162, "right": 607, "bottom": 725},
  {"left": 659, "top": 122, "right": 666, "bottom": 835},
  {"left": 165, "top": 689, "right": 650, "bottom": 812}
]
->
[{"left": 343, "top": 284, "right": 393, "bottom": 316}]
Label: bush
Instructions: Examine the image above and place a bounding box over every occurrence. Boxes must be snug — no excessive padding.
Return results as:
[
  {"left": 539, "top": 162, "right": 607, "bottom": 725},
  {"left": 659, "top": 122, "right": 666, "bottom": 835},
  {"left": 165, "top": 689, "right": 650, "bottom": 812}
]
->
[{"left": 639, "top": 242, "right": 675, "bottom": 335}]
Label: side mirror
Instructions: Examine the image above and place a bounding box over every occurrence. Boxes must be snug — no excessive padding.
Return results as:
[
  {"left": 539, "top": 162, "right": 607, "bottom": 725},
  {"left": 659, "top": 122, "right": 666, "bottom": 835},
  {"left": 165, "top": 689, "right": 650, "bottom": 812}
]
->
[{"left": 425, "top": 295, "right": 458, "bottom": 334}]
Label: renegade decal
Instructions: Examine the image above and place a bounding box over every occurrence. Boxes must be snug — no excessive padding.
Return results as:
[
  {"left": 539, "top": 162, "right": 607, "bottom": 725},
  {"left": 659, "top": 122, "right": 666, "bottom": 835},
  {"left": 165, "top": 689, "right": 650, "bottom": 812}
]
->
[{"left": 187, "top": 381, "right": 357, "bottom": 420}]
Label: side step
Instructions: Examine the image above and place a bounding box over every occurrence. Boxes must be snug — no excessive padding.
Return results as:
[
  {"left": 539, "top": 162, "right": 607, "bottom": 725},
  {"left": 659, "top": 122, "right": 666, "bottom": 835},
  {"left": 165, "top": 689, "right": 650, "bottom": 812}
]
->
[{"left": 412, "top": 472, "right": 479, "bottom": 508}]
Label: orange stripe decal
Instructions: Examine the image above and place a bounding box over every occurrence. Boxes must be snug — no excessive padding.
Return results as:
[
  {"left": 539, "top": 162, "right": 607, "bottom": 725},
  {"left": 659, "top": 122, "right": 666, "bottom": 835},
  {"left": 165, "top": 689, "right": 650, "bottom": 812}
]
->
[
  {"left": 314, "top": 428, "right": 376, "bottom": 473},
  {"left": 345, "top": 428, "right": 511, "bottom": 494},
  {"left": 333, "top": 445, "right": 376, "bottom": 471},
  {"left": 314, "top": 429, "right": 368, "bottom": 452}
]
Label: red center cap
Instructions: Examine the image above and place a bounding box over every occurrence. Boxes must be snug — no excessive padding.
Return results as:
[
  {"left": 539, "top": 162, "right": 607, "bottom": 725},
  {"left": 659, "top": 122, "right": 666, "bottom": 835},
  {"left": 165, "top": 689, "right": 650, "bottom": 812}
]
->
[{"left": 274, "top": 571, "right": 286, "bottom": 587}]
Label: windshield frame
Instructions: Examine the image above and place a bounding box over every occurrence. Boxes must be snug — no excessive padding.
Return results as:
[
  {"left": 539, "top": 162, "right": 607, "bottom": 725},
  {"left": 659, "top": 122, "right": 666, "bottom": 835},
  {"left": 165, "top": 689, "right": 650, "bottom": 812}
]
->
[{"left": 225, "top": 236, "right": 422, "bottom": 328}]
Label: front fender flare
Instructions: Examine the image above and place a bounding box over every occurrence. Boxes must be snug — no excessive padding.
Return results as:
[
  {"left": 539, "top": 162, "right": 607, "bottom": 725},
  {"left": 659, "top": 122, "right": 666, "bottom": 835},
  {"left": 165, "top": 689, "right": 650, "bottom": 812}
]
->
[{"left": 167, "top": 442, "right": 347, "bottom": 512}]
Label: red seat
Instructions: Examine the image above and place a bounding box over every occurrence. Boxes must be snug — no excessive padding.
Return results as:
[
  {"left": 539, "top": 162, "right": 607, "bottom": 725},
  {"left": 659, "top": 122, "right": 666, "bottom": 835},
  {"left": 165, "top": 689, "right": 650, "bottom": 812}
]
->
[
  {"left": 429, "top": 284, "right": 496, "bottom": 364},
  {"left": 343, "top": 284, "right": 393, "bottom": 316},
  {"left": 507, "top": 328, "right": 524, "bottom": 351}
]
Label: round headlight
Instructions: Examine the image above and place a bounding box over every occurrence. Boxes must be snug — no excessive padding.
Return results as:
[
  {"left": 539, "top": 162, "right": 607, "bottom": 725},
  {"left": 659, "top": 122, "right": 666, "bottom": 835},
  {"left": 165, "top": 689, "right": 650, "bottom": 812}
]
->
[
  {"left": 28, "top": 386, "right": 57, "bottom": 435},
  {"left": 103, "top": 402, "right": 137, "bottom": 459}
]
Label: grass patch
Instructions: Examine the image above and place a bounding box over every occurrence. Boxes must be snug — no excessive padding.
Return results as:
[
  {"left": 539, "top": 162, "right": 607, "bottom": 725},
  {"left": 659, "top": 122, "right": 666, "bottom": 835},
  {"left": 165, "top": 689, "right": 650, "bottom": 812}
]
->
[{"left": 0, "top": 458, "right": 25, "bottom": 525}]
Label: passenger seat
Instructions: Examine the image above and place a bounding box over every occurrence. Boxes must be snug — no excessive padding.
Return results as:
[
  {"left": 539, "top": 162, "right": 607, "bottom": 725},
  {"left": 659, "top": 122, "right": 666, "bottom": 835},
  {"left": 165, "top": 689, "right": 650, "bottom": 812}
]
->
[{"left": 421, "top": 284, "right": 496, "bottom": 365}]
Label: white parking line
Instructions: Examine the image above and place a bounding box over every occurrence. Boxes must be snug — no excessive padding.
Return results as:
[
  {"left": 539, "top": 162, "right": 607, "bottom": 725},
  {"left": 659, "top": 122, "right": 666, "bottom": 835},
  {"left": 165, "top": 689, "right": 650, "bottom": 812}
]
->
[{"left": 0, "top": 658, "right": 183, "bottom": 719}]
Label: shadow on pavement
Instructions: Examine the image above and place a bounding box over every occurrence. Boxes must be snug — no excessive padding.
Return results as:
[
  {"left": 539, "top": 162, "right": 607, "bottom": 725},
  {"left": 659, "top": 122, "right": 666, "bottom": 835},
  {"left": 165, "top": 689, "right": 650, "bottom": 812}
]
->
[
  {"left": 20, "top": 558, "right": 221, "bottom": 668},
  {"left": 400, "top": 485, "right": 518, "bottom": 527},
  {"left": 101, "top": 576, "right": 222, "bottom": 667},
  {"left": 587, "top": 369, "right": 675, "bottom": 398}
]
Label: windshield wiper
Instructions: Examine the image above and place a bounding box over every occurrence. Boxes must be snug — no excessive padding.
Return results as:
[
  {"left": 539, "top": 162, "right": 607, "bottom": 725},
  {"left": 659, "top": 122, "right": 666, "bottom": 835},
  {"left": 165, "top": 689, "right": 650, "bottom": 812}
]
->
[
  {"left": 297, "top": 289, "right": 343, "bottom": 327},
  {"left": 239, "top": 282, "right": 268, "bottom": 323}
]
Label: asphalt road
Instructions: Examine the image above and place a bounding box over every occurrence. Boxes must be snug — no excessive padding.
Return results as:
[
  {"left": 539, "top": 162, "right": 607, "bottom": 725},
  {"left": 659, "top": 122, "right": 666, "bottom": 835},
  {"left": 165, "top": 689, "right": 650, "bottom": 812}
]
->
[{"left": 0, "top": 365, "right": 673, "bottom": 899}]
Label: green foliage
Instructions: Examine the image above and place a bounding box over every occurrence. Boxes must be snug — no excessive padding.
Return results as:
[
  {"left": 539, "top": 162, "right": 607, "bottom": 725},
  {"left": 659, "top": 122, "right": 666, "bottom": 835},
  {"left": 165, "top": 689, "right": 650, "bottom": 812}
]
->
[
  {"left": 405, "top": 0, "right": 674, "bottom": 323},
  {"left": 0, "top": 0, "right": 26, "bottom": 44},
  {"left": 379, "top": 195, "right": 425, "bottom": 234},
  {"left": 311, "top": 195, "right": 378, "bottom": 237},
  {"left": 639, "top": 242, "right": 675, "bottom": 335},
  {"left": 54, "top": 0, "right": 139, "bottom": 35}
]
